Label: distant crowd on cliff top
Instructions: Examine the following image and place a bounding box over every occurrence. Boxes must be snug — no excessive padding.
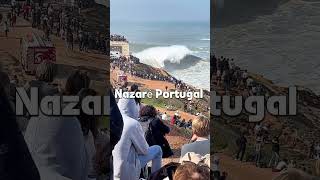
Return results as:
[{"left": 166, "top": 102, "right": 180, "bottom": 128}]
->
[
  {"left": 110, "top": 34, "right": 128, "bottom": 42},
  {"left": 211, "top": 55, "right": 268, "bottom": 97},
  {"left": 111, "top": 55, "right": 193, "bottom": 91},
  {"left": 2, "top": 2, "right": 108, "bottom": 54}
]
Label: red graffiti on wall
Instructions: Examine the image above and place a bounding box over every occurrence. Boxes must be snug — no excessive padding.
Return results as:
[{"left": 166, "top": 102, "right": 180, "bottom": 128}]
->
[{"left": 34, "top": 48, "right": 56, "bottom": 64}]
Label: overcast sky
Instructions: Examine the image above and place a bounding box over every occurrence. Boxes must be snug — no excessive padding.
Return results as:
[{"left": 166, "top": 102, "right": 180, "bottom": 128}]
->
[{"left": 111, "top": 0, "right": 210, "bottom": 22}]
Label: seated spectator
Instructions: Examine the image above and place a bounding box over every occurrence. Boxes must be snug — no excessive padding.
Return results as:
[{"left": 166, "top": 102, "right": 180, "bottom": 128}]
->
[
  {"left": 141, "top": 105, "right": 173, "bottom": 158},
  {"left": 180, "top": 116, "right": 210, "bottom": 158},
  {"left": 272, "top": 159, "right": 288, "bottom": 172},
  {"left": 24, "top": 70, "right": 90, "bottom": 180},
  {"left": 113, "top": 98, "right": 162, "bottom": 180},
  {"left": 117, "top": 97, "right": 139, "bottom": 120},
  {"left": 179, "top": 119, "right": 186, "bottom": 128}
]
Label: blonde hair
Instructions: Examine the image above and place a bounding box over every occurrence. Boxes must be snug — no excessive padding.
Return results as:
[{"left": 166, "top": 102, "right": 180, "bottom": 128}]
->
[
  {"left": 272, "top": 168, "right": 314, "bottom": 180},
  {"left": 192, "top": 116, "right": 210, "bottom": 137}
]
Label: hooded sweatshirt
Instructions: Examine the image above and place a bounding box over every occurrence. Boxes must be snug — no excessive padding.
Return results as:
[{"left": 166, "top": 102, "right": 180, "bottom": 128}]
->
[
  {"left": 24, "top": 112, "right": 89, "bottom": 180},
  {"left": 113, "top": 98, "right": 149, "bottom": 180}
]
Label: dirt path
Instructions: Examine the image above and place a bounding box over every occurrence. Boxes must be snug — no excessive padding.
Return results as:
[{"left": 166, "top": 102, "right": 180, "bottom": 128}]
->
[
  {"left": 111, "top": 68, "right": 175, "bottom": 91},
  {"left": 217, "top": 153, "right": 278, "bottom": 180}
]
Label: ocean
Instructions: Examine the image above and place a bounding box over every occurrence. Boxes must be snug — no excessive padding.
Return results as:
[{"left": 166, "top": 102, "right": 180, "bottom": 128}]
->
[
  {"left": 111, "top": 21, "right": 210, "bottom": 90},
  {"left": 214, "top": 0, "right": 320, "bottom": 94}
]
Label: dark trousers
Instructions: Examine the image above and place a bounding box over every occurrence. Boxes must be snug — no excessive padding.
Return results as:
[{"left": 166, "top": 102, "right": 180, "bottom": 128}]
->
[{"left": 236, "top": 146, "right": 246, "bottom": 161}]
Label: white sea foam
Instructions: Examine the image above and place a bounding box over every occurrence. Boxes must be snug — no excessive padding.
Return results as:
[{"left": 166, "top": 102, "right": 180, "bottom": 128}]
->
[{"left": 133, "top": 45, "right": 193, "bottom": 68}]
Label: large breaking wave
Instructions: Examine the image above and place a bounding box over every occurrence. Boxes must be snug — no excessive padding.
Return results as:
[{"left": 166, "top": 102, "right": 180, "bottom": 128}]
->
[{"left": 133, "top": 45, "right": 197, "bottom": 68}]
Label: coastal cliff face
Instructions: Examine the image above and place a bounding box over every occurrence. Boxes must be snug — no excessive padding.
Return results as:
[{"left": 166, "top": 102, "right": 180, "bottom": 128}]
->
[
  {"left": 213, "top": 0, "right": 320, "bottom": 94},
  {"left": 214, "top": 0, "right": 291, "bottom": 27},
  {"left": 212, "top": 74, "right": 320, "bottom": 174}
]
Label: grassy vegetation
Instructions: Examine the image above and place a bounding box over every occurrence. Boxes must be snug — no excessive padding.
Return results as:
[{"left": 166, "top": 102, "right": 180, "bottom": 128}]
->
[{"left": 141, "top": 91, "right": 185, "bottom": 111}]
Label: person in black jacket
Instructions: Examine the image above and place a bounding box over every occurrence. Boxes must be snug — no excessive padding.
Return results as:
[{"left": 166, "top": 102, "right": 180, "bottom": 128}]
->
[
  {"left": 0, "top": 71, "right": 40, "bottom": 180},
  {"left": 140, "top": 105, "right": 173, "bottom": 158},
  {"left": 110, "top": 91, "right": 123, "bottom": 151}
]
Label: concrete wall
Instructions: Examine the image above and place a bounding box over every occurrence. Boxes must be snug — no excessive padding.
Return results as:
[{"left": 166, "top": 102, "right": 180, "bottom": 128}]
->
[{"left": 110, "top": 41, "right": 129, "bottom": 58}]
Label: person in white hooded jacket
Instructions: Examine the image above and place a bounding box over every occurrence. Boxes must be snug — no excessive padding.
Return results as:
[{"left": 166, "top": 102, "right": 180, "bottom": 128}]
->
[{"left": 113, "top": 98, "right": 162, "bottom": 180}]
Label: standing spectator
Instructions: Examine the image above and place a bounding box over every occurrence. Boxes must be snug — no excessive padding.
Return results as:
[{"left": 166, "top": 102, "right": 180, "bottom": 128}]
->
[
  {"left": 161, "top": 112, "right": 168, "bottom": 121},
  {"left": 235, "top": 133, "right": 247, "bottom": 161},
  {"left": 171, "top": 115, "right": 177, "bottom": 125},
  {"left": 255, "top": 133, "right": 263, "bottom": 167},
  {"left": 11, "top": 12, "right": 16, "bottom": 27},
  {"left": 4, "top": 21, "right": 9, "bottom": 37},
  {"left": 269, "top": 137, "right": 280, "bottom": 168},
  {"left": 309, "top": 141, "right": 315, "bottom": 159}
]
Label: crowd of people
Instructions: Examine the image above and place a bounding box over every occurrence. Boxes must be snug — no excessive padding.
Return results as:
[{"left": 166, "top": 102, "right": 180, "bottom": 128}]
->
[
  {"left": 112, "top": 84, "right": 211, "bottom": 179},
  {"left": 3, "top": 2, "right": 107, "bottom": 54},
  {"left": 212, "top": 55, "right": 320, "bottom": 180},
  {"left": 233, "top": 122, "right": 289, "bottom": 169},
  {"left": 0, "top": 54, "right": 211, "bottom": 180},
  {"left": 211, "top": 55, "right": 266, "bottom": 96},
  {"left": 160, "top": 111, "right": 193, "bottom": 130},
  {"left": 111, "top": 54, "right": 194, "bottom": 92},
  {"left": 110, "top": 34, "right": 128, "bottom": 42}
]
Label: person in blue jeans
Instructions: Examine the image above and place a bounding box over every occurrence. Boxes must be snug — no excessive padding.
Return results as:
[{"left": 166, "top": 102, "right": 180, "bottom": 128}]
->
[
  {"left": 113, "top": 98, "right": 162, "bottom": 180},
  {"left": 138, "top": 145, "right": 163, "bottom": 172}
]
